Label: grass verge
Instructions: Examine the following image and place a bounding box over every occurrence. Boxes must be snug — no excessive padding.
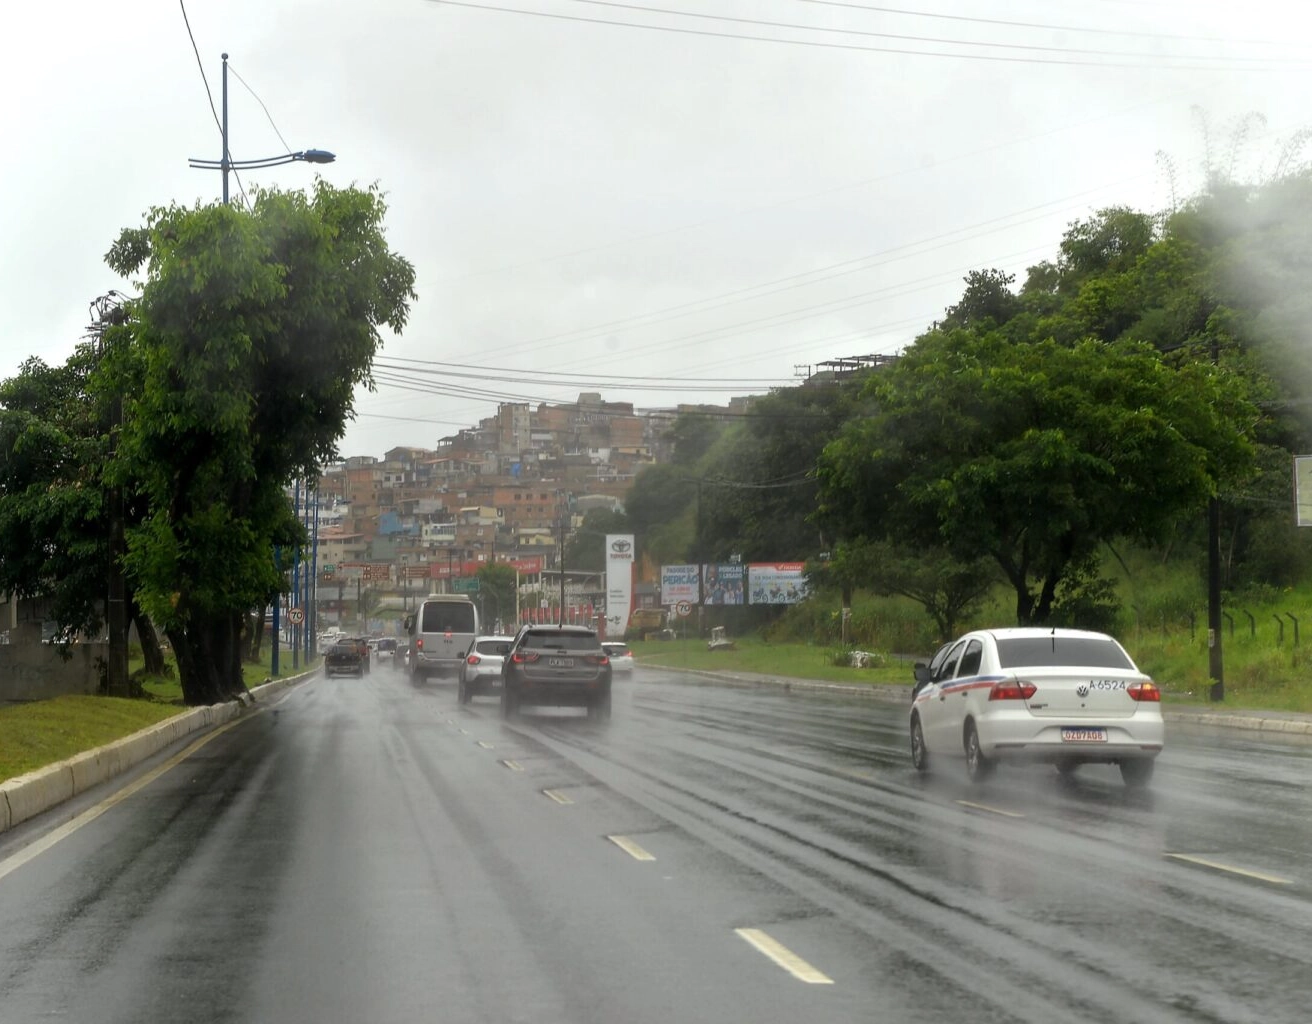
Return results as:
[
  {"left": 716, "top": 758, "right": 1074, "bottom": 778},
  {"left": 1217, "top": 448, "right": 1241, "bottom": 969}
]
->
[{"left": 631, "top": 636, "right": 916, "bottom": 686}]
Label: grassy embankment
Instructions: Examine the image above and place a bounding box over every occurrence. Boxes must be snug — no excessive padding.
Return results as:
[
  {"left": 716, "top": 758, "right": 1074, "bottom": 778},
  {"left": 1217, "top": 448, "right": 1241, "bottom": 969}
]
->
[
  {"left": 0, "top": 646, "right": 314, "bottom": 783},
  {"left": 635, "top": 553, "right": 1312, "bottom": 714}
]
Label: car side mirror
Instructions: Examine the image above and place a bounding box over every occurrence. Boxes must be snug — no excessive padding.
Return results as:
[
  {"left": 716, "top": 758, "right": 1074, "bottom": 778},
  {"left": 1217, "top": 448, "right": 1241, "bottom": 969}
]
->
[
  {"left": 913, "top": 662, "right": 929, "bottom": 684},
  {"left": 403, "top": 614, "right": 414, "bottom": 632}
]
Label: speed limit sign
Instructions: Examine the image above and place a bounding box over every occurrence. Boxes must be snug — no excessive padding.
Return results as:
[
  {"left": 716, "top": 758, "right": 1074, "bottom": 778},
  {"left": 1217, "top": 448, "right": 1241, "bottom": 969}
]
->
[
  {"left": 675, "top": 600, "right": 693, "bottom": 618},
  {"left": 288, "top": 607, "right": 305, "bottom": 625}
]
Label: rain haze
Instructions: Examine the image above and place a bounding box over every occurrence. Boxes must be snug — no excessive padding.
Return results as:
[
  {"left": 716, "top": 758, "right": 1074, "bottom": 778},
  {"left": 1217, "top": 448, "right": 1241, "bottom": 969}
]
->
[{"left": 3, "top": 0, "right": 1311, "bottom": 458}]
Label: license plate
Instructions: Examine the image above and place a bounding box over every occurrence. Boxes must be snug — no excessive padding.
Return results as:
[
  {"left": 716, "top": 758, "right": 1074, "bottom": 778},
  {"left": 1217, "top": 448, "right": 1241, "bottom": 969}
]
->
[
  {"left": 548, "top": 657, "right": 574, "bottom": 668},
  {"left": 1061, "top": 727, "right": 1107, "bottom": 743}
]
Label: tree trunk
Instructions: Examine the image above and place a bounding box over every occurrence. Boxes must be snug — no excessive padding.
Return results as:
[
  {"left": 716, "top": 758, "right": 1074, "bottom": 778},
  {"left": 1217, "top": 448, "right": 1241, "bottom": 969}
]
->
[
  {"left": 247, "top": 605, "right": 267, "bottom": 662},
  {"left": 131, "top": 602, "right": 168, "bottom": 676},
  {"left": 170, "top": 613, "right": 250, "bottom": 706}
]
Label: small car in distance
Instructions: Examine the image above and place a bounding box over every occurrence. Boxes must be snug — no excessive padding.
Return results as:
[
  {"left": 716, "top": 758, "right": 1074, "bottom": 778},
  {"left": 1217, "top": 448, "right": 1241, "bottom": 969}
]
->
[
  {"left": 909, "top": 627, "right": 1163, "bottom": 787},
  {"left": 374, "top": 637, "right": 398, "bottom": 666},
  {"left": 324, "top": 639, "right": 365, "bottom": 678},
  {"left": 502, "top": 625, "right": 612, "bottom": 720},
  {"left": 601, "top": 642, "right": 633, "bottom": 672},
  {"left": 459, "top": 636, "right": 514, "bottom": 703}
]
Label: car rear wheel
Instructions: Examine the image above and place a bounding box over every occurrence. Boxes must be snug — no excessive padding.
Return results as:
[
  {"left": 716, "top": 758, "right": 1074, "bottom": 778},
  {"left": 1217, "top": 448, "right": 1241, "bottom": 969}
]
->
[
  {"left": 910, "top": 715, "right": 930, "bottom": 773},
  {"left": 458, "top": 678, "right": 471, "bottom": 704},
  {"left": 587, "top": 690, "right": 612, "bottom": 721},
  {"left": 1119, "top": 758, "right": 1155, "bottom": 788},
  {"left": 500, "top": 686, "right": 518, "bottom": 719},
  {"left": 964, "top": 722, "right": 994, "bottom": 782}
]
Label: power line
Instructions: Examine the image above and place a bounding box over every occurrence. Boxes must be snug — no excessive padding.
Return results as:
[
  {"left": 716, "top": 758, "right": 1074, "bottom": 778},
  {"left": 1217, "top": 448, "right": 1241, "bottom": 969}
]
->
[
  {"left": 427, "top": 0, "right": 1312, "bottom": 71},
  {"left": 789, "top": 0, "right": 1309, "bottom": 49},
  {"left": 563, "top": 0, "right": 1303, "bottom": 63},
  {"left": 226, "top": 62, "right": 294, "bottom": 155}
]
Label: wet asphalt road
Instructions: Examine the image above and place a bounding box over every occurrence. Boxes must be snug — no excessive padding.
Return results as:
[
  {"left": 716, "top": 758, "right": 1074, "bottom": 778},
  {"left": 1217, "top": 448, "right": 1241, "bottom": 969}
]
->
[{"left": 1, "top": 666, "right": 1311, "bottom": 1024}]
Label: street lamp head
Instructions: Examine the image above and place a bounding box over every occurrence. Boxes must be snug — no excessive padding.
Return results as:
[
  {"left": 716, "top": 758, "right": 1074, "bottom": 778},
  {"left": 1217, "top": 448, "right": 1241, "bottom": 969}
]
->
[{"left": 300, "top": 149, "right": 336, "bottom": 164}]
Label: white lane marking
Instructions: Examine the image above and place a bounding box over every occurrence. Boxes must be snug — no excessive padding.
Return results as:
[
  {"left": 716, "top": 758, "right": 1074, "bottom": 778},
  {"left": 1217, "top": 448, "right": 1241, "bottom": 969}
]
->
[
  {"left": 543, "top": 789, "right": 574, "bottom": 805},
  {"left": 0, "top": 716, "right": 250, "bottom": 885},
  {"left": 501, "top": 759, "right": 524, "bottom": 772},
  {"left": 1166, "top": 853, "right": 1292, "bottom": 885},
  {"left": 607, "top": 835, "right": 656, "bottom": 861},
  {"left": 956, "top": 800, "right": 1025, "bottom": 819},
  {"left": 476, "top": 741, "right": 494, "bottom": 749},
  {"left": 734, "top": 928, "right": 834, "bottom": 984}
]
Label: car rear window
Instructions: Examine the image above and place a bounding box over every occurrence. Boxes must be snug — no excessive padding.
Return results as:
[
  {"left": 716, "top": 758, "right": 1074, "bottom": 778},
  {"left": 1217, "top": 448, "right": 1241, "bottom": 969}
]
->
[
  {"left": 376, "top": 639, "right": 396, "bottom": 651},
  {"left": 420, "top": 602, "right": 476, "bottom": 633},
  {"left": 475, "top": 640, "right": 508, "bottom": 655},
  {"left": 523, "top": 632, "right": 598, "bottom": 651},
  {"left": 995, "top": 637, "right": 1134, "bottom": 670}
]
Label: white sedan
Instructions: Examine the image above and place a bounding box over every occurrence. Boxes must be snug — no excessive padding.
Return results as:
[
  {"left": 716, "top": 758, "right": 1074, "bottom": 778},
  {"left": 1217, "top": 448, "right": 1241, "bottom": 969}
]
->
[
  {"left": 909, "top": 627, "right": 1163, "bottom": 786},
  {"left": 458, "top": 636, "right": 515, "bottom": 703},
  {"left": 602, "top": 642, "right": 634, "bottom": 672}
]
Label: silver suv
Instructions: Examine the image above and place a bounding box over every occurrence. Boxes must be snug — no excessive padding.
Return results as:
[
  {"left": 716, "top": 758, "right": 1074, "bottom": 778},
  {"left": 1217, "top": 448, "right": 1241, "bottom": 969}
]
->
[{"left": 501, "top": 625, "right": 612, "bottom": 720}]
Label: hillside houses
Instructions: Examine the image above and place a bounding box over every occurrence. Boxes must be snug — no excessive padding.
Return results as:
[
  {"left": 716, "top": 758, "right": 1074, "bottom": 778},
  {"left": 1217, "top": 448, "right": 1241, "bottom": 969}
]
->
[{"left": 310, "top": 394, "right": 731, "bottom": 587}]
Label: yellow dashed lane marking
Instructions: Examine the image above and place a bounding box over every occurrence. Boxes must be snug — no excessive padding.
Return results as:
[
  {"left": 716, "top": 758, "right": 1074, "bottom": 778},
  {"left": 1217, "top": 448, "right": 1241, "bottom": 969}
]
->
[
  {"left": 607, "top": 835, "right": 656, "bottom": 861},
  {"left": 735, "top": 928, "right": 834, "bottom": 984},
  {"left": 501, "top": 759, "right": 524, "bottom": 772},
  {"left": 543, "top": 789, "right": 573, "bottom": 805},
  {"left": 0, "top": 715, "right": 250, "bottom": 885},
  {"left": 1166, "top": 853, "right": 1292, "bottom": 885},
  {"left": 956, "top": 800, "right": 1025, "bottom": 819},
  {"left": 477, "top": 741, "right": 494, "bottom": 749}
]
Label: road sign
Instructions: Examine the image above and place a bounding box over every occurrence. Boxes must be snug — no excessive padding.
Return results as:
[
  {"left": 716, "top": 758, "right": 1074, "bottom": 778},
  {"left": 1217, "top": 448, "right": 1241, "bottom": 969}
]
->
[
  {"left": 288, "top": 608, "right": 305, "bottom": 625},
  {"left": 322, "top": 563, "right": 336, "bottom": 574},
  {"left": 452, "top": 578, "right": 480, "bottom": 593},
  {"left": 675, "top": 600, "right": 693, "bottom": 618}
]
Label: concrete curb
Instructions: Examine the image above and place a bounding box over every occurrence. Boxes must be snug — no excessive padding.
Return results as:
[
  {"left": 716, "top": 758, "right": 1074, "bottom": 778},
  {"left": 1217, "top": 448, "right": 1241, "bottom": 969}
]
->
[
  {"left": 0, "top": 670, "right": 313, "bottom": 837},
  {"left": 656, "top": 666, "right": 1312, "bottom": 734}
]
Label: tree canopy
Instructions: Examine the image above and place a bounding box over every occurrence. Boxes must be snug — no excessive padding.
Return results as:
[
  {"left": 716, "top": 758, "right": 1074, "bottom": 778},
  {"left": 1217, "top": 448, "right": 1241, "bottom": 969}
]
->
[{"left": 100, "top": 182, "right": 415, "bottom": 703}]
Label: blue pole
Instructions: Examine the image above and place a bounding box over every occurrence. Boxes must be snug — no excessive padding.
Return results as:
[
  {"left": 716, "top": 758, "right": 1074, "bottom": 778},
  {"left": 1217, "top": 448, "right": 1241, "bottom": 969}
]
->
[
  {"left": 272, "top": 547, "right": 281, "bottom": 677},
  {"left": 292, "top": 480, "right": 301, "bottom": 671},
  {"left": 307, "top": 486, "right": 318, "bottom": 662}
]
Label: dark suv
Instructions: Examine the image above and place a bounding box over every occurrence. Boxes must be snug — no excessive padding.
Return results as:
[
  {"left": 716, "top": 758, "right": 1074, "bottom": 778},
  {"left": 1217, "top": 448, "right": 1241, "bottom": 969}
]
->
[{"left": 501, "top": 625, "right": 612, "bottom": 720}]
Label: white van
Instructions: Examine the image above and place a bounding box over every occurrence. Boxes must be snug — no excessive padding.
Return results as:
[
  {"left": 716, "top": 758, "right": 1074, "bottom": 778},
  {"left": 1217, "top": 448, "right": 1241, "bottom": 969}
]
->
[{"left": 405, "top": 595, "right": 479, "bottom": 680}]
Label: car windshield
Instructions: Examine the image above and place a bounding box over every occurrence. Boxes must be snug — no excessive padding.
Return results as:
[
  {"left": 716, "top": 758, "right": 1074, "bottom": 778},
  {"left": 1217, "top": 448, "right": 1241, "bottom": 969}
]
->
[{"left": 995, "top": 637, "right": 1134, "bottom": 670}]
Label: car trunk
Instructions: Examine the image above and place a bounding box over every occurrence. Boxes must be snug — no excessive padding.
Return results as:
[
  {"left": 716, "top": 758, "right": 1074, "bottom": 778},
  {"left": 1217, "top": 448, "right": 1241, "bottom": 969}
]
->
[{"left": 1012, "top": 666, "right": 1150, "bottom": 720}]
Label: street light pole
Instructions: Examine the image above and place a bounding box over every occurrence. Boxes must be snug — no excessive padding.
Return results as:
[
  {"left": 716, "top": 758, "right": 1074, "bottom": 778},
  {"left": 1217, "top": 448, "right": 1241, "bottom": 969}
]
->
[{"left": 189, "top": 52, "right": 336, "bottom": 206}]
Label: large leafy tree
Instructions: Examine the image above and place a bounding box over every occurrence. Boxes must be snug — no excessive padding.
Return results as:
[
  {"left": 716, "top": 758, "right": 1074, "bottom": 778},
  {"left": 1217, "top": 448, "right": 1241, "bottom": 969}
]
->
[
  {"left": 103, "top": 183, "right": 415, "bottom": 704},
  {"left": 816, "top": 330, "right": 1258, "bottom": 624}
]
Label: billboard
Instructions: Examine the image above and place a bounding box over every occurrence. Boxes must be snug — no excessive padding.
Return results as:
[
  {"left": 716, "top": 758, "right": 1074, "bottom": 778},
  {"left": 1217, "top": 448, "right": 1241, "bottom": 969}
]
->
[
  {"left": 748, "top": 563, "right": 808, "bottom": 605},
  {"left": 1297, "top": 456, "right": 1312, "bottom": 527},
  {"left": 661, "top": 564, "right": 701, "bottom": 606},
  {"left": 702, "top": 563, "right": 745, "bottom": 605},
  {"left": 605, "top": 534, "right": 636, "bottom": 635}
]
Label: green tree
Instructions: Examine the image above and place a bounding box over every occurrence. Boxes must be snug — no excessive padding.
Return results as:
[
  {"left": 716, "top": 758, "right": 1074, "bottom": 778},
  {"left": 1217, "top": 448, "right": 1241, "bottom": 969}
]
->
[
  {"left": 564, "top": 508, "right": 629, "bottom": 572},
  {"left": 817, "top": 330, "right": 1258, "bottom": 624},
  {"left": 475, "top": 563, "right": 518, "bottom": 632},
  {"left": 102, "top": 183, "right": 415, "bottom": 704}
]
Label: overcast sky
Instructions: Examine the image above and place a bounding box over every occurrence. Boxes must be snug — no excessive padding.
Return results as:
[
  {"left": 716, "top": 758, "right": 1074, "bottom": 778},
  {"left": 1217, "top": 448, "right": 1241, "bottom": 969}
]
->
[{"left": 4, "top": 0, "right": 1311, "bottom": 459}]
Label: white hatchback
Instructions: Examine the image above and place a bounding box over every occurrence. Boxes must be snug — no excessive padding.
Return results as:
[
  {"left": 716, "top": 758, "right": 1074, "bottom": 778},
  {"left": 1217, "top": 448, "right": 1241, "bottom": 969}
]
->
[
  {"left": 458, "top": 636, "right": 515, "bottom": 704},
  {"left": 909, "top": 627, "right": 1163, "bottom": 787},
  {"left": 601, "top": 642, "right": 634, "bottom": 672}
]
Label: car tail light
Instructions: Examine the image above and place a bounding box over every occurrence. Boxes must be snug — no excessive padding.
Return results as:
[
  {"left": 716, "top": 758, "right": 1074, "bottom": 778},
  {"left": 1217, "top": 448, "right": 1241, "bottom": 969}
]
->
[
  {"left": 1128, "top": 681, "right": 1161, "bottom": 702},
  {"left": 988, "top": 680, "right": 1037, "bottom": 701},
  {"left": 512, "top": 651, "right": 539, "bottom": 664},
  {"left": 584, "top": 655, "right": 610, "bottom": 666},
  {"left": 466, "top": 655, "right": 481, "bottom": 665},
  {"left": 415, "top": 638, "right": 424, "bottom": 650}
]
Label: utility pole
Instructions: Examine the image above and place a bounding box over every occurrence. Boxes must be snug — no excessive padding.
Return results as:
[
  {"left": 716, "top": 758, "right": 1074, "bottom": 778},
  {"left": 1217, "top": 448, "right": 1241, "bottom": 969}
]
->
[
  {"left": 88, "top": 292, "right": 131, "bottom": 697},
  {"left": 559, "top": 518, "right": 567, "bottom": 624},
  {"left": 1208, "top": 336, "right": 1224, "bottom": 701}
]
